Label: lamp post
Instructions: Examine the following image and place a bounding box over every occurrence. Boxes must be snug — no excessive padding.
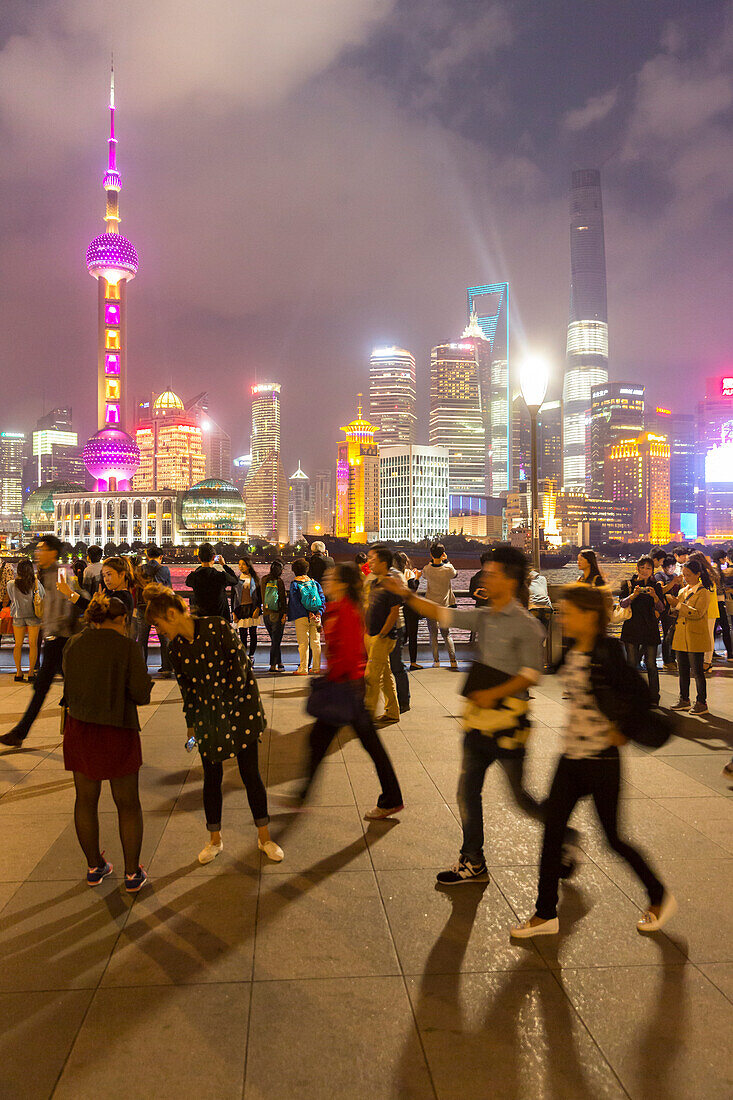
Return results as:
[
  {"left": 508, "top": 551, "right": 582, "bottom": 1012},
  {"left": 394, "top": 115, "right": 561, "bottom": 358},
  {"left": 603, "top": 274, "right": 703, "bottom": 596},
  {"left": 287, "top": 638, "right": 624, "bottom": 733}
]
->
[{"left": 520, "top": 354, "right": 550, "bottom": 573}]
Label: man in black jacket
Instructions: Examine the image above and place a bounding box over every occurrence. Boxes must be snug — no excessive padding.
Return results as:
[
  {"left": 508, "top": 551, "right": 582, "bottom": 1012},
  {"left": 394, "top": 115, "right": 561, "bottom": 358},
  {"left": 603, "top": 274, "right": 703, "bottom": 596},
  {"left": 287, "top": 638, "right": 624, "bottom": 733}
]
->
[
  {"left": 186, "top": 543, "right": 238, "bottom": 620},
  {"left": 308, "top": 541, "right": 334, "bottom": 586}
]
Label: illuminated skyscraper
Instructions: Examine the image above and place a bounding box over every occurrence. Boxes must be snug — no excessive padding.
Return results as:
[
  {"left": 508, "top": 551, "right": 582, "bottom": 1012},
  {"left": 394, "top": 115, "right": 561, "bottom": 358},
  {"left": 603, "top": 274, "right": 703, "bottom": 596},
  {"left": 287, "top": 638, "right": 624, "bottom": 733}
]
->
[
  {"left": 698, "top": 376, "right": 733, "bottom": 536},
  {"left": 369, "top": 347, "right": 416, "bottom": 446},
  {"left": 133, "top": 391, "right": 205, "bottom": 492},
  {"left": 185, "top": 393, "right": 232, "bottom": 480},
  {"left": 429, "top": 340, "right": 487, "bottom": 495},
  {"left": 379, "top": 445, "right": 449, "bottom": 542},
  {"left": 0, "top": 432, "right": 26, "bottom": 531},
  {"left": 245, "top": 383, "right": 288, "bottom": 541},
  {"left": 537, "top": 401, "right": 563, "bottom": 484},
  {"left": 563, "top": 169, "right": 609, "bottom": 490},
  {"left": 466, "top": 285, "right": 509, "bottom": 492},
  {"left": 336, "top": 399, "right": 379, "bottom": 542},
  {"left": 288, "top": 462, "right": 311, "bottom": 543},
  {"left": 589, "top": 383, "right": 645, "bottom": 497},
  {"left": 32, "top": 409, "right": 85, "bottom": 488},
  {"left": 605, "top": 432, "right": 670, "bottom": 542},
  {"left": 82, "top": 64, "right": 141, "bottom": 490}
]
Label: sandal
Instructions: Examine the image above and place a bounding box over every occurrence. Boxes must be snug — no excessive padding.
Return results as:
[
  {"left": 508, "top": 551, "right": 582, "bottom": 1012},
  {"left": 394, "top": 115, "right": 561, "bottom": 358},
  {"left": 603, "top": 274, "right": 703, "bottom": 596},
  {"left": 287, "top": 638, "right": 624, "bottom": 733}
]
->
[{"left": 637, "top": 891, "right": 677, "bottom": 933}]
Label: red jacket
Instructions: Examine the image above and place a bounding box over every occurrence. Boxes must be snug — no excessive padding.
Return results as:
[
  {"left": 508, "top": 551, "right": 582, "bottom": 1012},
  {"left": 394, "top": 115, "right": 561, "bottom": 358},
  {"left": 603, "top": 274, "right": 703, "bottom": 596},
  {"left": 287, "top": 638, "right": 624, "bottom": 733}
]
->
[{"left": 324, "top": 597, "right": 366, "bottom": 682}]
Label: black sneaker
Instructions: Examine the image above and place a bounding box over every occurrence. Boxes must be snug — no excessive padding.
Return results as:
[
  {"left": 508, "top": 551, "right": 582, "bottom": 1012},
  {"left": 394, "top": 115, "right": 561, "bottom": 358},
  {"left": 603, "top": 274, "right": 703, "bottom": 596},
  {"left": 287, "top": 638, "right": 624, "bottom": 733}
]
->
[
  {"left": 690, "top": 701, "right": 709, "bottom": 715},
  {"left": 669, "top": 698, "right": 690, "bottom": 711},
  {"left": 436, "top": 858, "right": 489, "bottom": 885}
]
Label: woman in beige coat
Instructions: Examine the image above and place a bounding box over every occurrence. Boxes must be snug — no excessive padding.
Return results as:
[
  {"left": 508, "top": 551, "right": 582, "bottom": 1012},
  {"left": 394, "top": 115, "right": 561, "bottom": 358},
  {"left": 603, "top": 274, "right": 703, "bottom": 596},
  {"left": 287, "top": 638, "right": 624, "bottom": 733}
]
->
[{"left": 668, "top": 560, "right": 712, "bottom": 715}]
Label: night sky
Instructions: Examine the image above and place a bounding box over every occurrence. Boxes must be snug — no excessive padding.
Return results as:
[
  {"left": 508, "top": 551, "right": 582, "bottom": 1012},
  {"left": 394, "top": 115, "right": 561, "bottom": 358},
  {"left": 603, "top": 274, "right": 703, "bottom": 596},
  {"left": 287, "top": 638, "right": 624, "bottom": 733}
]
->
[{"left": 1, "top": 0, "right": 732, "bottom": 478}]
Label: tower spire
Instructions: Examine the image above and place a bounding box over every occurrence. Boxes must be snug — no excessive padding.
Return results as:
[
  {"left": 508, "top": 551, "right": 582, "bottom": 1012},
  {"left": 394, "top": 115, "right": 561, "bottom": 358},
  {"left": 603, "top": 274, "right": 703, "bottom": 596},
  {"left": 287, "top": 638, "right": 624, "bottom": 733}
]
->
[{"left": 104, "top": 54, "right": 121, "bottom": 231}]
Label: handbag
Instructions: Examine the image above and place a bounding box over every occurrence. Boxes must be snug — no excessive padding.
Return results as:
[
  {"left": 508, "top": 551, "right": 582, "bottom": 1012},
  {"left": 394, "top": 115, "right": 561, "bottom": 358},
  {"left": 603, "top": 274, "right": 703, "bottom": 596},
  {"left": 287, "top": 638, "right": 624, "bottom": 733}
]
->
[
  {"left": 611, "top": 602, "right": 631, "bottom": 624},
  {"left": 0, "top": 607, "right": 12, "bottom": 635},
  {"left": 33, "top": 584, "right": 44, "bottom": 620},
  {"left": 306, "top": 676, "right": 361, "bottom": 726}
]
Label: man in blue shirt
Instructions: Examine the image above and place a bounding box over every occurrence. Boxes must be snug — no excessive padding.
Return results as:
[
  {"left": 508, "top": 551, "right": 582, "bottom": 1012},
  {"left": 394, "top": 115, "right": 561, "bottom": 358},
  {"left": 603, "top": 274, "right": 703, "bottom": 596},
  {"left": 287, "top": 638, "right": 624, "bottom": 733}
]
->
[{"left": 385, "top": 547, "right": 549, "bottom": 884}]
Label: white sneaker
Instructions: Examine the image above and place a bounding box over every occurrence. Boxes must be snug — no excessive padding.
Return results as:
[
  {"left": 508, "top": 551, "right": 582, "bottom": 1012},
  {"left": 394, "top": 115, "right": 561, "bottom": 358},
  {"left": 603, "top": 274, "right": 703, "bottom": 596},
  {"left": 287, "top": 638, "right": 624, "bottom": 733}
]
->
[
  {"left": 258, "top": 839, "right": 284, "bottom": 862},
  {"left": 637, "top": 891, "right": 677, "bottom": 933},
  {"left": 510, "top": 916, "right": 559, "bottom": 938},
  {"left": 198, "top": 839, "right": 223, "bottom": 865}
]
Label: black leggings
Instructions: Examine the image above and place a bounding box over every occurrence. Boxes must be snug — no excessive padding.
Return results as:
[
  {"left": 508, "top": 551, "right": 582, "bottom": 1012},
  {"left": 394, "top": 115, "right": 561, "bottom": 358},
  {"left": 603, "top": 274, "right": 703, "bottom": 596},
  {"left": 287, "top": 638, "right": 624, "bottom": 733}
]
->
[
  {"left": 403, "top": 605, "right": 421, "bottom": 665},
  {"left": 535, "top": 748, "right": 664, "bottom": 919},
  {"left": 304, "top": 695, "right": 402, "bottom": 809},
  {"left": 239, "top": 626, "right": 258, "bottom": 659},
  {"left": 201, "top": 741, "right": 269, "bottom": 831},
  {"left": 73, "top": 770, "right": 143, "bottom": 876}
]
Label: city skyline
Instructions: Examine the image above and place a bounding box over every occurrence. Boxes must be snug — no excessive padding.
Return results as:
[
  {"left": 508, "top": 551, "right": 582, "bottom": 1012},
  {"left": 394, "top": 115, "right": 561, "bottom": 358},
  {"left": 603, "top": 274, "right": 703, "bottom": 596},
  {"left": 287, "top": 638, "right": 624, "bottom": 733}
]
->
[{"left": 1, "top": 3, "right": 732, "bottom": 481}]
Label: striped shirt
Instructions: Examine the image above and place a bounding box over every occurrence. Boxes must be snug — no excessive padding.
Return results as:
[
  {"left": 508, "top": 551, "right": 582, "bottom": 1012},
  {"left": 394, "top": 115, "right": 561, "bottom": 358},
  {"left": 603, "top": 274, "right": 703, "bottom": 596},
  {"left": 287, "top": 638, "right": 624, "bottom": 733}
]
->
[{"left": 561, "top": 649, "right": 613, "bottom": 758}]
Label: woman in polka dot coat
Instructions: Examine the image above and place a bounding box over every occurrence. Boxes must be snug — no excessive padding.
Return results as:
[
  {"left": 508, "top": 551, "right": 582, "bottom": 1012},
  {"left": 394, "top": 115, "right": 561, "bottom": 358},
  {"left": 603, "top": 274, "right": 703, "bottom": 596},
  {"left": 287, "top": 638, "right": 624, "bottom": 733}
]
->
[{"left": 144, "top": 584, "right": 284, "bottom": 864}]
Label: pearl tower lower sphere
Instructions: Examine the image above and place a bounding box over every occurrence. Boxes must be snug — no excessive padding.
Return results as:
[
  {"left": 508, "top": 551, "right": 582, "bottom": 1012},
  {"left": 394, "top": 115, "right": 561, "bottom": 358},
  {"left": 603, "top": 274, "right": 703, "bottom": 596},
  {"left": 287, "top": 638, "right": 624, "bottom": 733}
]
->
[{"left": 83, "top": 428, "right": 140, "bottom": 490}]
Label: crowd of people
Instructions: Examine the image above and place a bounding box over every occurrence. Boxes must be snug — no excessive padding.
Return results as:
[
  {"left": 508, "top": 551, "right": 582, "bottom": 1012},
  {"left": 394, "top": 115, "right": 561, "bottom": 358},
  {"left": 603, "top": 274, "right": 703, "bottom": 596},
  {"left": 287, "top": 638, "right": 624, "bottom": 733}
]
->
[{"left": 1, "top": 533, "right": 732, "bottom": 934}]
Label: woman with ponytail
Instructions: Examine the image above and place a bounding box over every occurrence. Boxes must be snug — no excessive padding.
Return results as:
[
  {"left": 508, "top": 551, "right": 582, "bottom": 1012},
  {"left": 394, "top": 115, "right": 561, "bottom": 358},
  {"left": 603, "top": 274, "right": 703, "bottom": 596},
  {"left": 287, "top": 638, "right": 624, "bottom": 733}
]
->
[{"left": 62, "top": 593, "right": 152, "bottom": 893}]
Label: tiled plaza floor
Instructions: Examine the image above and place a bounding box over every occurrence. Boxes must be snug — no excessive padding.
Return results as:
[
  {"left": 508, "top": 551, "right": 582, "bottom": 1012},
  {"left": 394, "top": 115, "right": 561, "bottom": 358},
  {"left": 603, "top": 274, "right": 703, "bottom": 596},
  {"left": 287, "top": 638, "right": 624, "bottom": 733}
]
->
[{"left": 0, "top": 653, "right": 732, "bottom": 1099}]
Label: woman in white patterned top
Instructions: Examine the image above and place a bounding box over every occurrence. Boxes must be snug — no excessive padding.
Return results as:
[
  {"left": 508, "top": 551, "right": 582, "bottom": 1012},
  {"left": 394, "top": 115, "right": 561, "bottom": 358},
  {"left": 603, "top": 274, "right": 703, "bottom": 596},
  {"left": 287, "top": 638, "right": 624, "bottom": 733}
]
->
[{"left": 511, "top": 583, "right": 675, "bottom": 940}]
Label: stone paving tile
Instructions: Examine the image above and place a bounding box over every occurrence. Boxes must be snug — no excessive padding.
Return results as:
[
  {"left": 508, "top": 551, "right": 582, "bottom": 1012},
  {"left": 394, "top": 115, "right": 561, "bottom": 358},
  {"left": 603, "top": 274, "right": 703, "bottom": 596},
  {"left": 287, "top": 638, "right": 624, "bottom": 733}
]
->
[
  {"left": 259, "top": 804, "right": 371, "bottom": 874},
  {"left": 0, "top": 812, "right": 70, "bottom": 881},
  {"left": 560, "top": 964, "right": 733, "bottom": 1100},
  {"left": 697, "top": 961, "right": 733, "bottom": 1004},
  {"left": 28, "top": 810, "right": 170, "bottom": 882},
  {"left": 54, "top": 983, "right": 250, "bottom": 1100},
  {"left": 405, "top": 969, "right": 628, "bottom": 1100},
  {"left": 0, "top": 990, "right": 95, "bottom": 1100},
  {"left": 245, "top": 977, "right": 435, "bottom": 1100},
  {"left": 254, "top": 870, "right": 400, "bottom": 980}
]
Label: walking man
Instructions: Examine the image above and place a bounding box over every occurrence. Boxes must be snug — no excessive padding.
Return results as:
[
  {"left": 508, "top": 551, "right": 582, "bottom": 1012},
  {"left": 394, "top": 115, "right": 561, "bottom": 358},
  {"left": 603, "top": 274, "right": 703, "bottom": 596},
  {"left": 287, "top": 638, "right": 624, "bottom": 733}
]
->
[
  {"left": 384, "top": 547, "right": 547, "bottom": 883},
  {"left": 1, "top": 536, "right": 89, "bottom": 749}
]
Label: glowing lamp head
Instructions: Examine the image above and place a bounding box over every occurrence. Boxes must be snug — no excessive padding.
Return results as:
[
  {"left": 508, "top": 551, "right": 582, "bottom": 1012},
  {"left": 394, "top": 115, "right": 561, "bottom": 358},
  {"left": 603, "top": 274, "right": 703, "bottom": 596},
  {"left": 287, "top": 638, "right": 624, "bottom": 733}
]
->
[
  {"left": 83, "top": 428, "right": 140, "bottom": 490},
  {"left": 86, "top": 232, "right": 138, "bottom": 283},
  {"left": 519, "top": 353, "right": 551, "bottom": 412}
]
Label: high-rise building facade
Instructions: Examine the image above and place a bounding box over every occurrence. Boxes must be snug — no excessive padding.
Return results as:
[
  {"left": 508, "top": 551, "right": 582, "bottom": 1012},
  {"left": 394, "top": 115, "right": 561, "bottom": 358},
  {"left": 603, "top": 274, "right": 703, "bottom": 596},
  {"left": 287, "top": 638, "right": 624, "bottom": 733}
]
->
[
  {"left": 0, "top": 432, "right": 26, "bottom": 531},
  {"left": 589, "top": 383, "right": 645, "bottom": 498},
  {"left": 379, "top": 445, "right": 449, "bottom": 542},
  {"left": 245, "top": 383, "right": 288, "bottom": 541},
  {"left": 698, "top": 376, "right": 733, "bottom": 536},
  {"left": 429, "top": 341, "right": 485, "bottom": 495},
  {"left": 563, "top": 169, "right": 609, "bottom": 490},
  {"left": 185, "top": 393, "right": 232, "bottom": 481},
  {"left": 312, "top": 469, "right": 334, "bottom": 534},
  {"left": 467, "top": 284, "right": 509, "bottom": 492},
  {"left": 336, "top": 400, "right": 379, "bottom": 542},
  {"left": 133, "top": 391, "right": 205, "bottom": 492},
  {"left": 288, "top": 462, "right": 311, "bottom": 543},
  {"left": 82, "top": 65, "right": 141, "bottom": 492},
  {"left": 605, "top": 432, "right": 670, "bottom": 542},
  {"left": 32, "top": 409, "right": 86, "bottom": 488},
  {"left": 369, "top": 347, "right": 416, "bottom": 446},
  {"left": 537, "top": 400, "right": 563, "bottom": 484},
  {"left": 668, "top": 412, "right": 696, "bottom": 525}
]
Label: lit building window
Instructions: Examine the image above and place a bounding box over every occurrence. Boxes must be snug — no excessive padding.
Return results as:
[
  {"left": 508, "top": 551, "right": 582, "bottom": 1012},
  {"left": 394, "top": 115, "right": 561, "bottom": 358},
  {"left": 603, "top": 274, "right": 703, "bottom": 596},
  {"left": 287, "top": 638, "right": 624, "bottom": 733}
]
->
[
  {"left": 106, "top": 404, "right": 120, "bottom": 425},
  {"left": 105, "top": 354, "right": 120, "bottom": 375},
  {"left": 105, "top": 282, "right": 120, "bottom": 300},
  {"left": 105, "top": 303, "right": 120, "bottom": 325},
  {"left": 105, "top": 330, "right": 120, "bottom": 350},
  {"left": 105, "top": 379, "right": 121, "bottom": 402}
]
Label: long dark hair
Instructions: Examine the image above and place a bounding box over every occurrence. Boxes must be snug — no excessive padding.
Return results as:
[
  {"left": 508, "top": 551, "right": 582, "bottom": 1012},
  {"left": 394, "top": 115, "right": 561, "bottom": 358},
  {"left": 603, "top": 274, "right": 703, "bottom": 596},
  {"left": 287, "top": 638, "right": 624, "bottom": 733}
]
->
[
  {"left": 578, "top": 549, "right": 605, "bottom": 586},
  {"left": 14, "top": 558, "right": 35, "bottom": 595},
  {"left": 562, "top": 582, "right": 609, "bottom": 637},
  {"left": 684, "top": 556, "right": 713, "bottom": 591},
  {"left": 393, "top": 551, "right": 411, "bottom": 573},
  {"left": 333, "top": 562, "right": 364, "bottom": 608},
  {"left": 264, "top": 559, "right": 283, "bottom": 581},
  {"left": 238, "top": 554, "right": 258, "bottom": 581}
]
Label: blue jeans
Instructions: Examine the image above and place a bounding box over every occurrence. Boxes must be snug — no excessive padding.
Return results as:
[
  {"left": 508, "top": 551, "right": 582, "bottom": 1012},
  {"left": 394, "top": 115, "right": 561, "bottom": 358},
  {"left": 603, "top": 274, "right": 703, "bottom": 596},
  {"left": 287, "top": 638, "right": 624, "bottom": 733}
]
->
[
  {"left": 137, "top": 612, "right": 170, "bottom": 672},
  {"left": 457, "top": 728, "right": 544, "bottom": 863},
  {"left": 265, "top": 616, "right": 284, "bottom": 667}
]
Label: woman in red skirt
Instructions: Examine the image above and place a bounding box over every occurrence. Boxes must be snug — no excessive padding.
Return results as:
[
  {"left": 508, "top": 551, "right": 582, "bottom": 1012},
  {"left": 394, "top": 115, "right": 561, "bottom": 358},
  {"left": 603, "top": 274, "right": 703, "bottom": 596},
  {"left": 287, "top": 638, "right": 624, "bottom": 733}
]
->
[{"left": 62, "top": 593, "right": 152, "bottom": 892}]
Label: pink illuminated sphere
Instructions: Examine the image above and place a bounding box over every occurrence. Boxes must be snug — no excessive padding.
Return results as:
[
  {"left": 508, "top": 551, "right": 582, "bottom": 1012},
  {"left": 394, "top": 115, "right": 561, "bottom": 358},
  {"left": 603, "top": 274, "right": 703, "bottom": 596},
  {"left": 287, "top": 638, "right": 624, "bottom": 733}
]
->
[
  {"left": 83, "top": 428, "right": 140, "bottom": 490},
  {"left": 86, "top": 233, "right": 138, "bottom": 283}
]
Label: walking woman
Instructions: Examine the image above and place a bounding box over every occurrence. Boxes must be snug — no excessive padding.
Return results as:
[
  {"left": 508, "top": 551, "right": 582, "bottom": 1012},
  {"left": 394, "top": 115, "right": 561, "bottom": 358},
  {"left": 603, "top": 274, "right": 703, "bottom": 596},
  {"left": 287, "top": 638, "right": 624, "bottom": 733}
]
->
[
  {"left": 144, "top": 584, "right": 283, "bottom": 864},
  {"left": 233, "top": 554, "right": 262, "bottom": 663},
  {"left": 260, "top": 560, "right": 288, "bottom": 673},
  {"left": 62, "top": 593, "right": 152, "bottom": 892},
  {"left": 668, "top": 559, "right": 712, "bottom": 715},
  {"left": 393, "top": 552, "right": 422, "bottom": 670},
  {"left": 511, "top": 584, "right": 675, "bottom": 939},
  {"left": 297, "top": 563, "right": 403, "bottom": 819},
  {"left": 7, "top": 559, "right": 43, "bottom": 682}
]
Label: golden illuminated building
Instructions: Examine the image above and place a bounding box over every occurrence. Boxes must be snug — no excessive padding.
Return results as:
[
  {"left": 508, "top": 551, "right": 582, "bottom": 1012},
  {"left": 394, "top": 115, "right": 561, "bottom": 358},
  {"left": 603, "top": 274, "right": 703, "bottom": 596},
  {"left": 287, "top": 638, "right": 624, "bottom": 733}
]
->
[
  {"left": 133, "top": 390, "right": 205, "bottom": 492},
  {"left": 336, "top": 398, "right": 379, "bottom": 542},
  {"left": 605, "top": 431, "right": 670, "bottom": 542}
]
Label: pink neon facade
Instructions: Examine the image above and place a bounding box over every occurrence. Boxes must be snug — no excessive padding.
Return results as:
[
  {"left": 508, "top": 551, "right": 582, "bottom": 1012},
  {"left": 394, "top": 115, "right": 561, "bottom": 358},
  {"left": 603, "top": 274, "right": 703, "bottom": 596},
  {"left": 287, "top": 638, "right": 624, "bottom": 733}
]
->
[{"left": 83, "top": 64, "right": 140, "bottom": 490}]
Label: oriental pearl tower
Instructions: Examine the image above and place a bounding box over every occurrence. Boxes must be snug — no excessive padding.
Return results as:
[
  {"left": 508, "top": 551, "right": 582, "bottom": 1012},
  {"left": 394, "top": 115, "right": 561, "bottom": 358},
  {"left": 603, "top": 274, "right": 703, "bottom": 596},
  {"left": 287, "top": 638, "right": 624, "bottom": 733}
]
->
[{"left": 82, "top": 62, "right": 141, "bottom": 490}]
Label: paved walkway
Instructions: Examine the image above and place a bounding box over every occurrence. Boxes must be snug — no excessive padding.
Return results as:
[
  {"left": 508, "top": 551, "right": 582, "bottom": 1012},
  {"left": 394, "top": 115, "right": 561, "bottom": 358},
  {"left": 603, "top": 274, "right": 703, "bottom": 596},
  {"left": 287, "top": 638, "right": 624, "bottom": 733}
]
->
[{"left": 0, "top": 658, "right": 732, "bottom": 1100}]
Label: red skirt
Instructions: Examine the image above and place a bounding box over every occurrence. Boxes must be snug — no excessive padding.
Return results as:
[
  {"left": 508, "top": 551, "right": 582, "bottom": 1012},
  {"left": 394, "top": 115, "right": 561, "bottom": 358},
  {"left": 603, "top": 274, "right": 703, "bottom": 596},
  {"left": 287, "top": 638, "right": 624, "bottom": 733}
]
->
[{"left": 63, "top": 714, "right": 142, "bottom": 781}]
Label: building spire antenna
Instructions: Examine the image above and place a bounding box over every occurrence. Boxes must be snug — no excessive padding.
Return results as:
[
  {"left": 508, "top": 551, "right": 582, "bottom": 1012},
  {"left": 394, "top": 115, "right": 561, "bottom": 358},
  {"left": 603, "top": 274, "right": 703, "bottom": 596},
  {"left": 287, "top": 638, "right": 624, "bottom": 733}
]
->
[{"left": 110, "top": 52, "right": 115, "bottom": 109}]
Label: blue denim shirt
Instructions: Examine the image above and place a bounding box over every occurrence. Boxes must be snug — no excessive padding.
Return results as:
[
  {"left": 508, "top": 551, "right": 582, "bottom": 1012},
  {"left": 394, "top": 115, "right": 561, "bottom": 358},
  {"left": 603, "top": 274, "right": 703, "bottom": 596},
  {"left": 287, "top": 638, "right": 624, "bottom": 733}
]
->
[{"left": 448, "top": 600, "right": 544, "bottom": 685}]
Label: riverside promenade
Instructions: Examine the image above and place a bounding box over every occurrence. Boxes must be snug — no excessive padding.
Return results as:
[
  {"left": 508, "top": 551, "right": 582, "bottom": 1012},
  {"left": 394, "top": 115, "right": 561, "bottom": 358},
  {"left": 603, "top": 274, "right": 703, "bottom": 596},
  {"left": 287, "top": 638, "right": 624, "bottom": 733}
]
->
[{"left": 0, "top": 658, "right": 731, "bottom": 1100}]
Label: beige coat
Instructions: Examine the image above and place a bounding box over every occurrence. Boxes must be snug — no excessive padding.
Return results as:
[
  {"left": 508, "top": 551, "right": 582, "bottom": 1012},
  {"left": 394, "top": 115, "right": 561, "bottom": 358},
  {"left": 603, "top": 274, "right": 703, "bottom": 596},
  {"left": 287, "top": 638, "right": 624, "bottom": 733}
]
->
[{"left": 673, "top": 583, "right": 712, "bottom": 653}]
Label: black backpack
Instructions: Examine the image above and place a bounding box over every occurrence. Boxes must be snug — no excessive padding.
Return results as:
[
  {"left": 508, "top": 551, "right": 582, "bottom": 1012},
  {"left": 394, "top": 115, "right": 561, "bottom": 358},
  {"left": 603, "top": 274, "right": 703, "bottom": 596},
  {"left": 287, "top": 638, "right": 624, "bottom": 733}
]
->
[{"left": 589, "top": 638, "right": 675, "bottom": 749}]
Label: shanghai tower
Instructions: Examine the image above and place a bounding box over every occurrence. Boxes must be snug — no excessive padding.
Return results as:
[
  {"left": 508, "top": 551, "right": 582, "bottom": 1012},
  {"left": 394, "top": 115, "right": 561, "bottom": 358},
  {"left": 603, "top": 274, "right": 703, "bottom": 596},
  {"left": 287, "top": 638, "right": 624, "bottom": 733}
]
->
[{"left": 562, "top": 169, "right": 609, "bottom": 490}]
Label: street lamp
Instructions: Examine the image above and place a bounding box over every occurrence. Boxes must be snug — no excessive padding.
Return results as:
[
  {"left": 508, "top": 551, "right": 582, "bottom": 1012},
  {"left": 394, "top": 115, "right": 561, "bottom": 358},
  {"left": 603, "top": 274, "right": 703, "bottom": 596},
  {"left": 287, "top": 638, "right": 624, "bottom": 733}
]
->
[{"left": 520, "top": 354, "right": 550, "bottom": 572}]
